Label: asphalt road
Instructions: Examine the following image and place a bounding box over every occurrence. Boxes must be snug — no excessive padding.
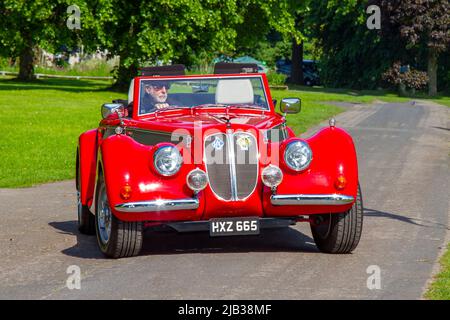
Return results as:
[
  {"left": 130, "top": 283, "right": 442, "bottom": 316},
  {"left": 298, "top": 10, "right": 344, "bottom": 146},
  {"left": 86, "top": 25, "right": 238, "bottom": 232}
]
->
[{"left": 0, "top": 100, "right": 449, "bottom": 300}]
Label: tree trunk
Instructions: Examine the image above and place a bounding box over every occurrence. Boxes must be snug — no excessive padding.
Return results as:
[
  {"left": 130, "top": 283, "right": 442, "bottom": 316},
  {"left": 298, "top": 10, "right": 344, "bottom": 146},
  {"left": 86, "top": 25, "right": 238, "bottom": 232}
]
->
[
  {"left": 290, "top": 38, "right": 303, "bottom": 85},
  {"left": 18, "top": 42, "right": 35, "bottom": 81},
  {"left": 399, "top": 82, "right": 406, "bottom": 96},
  {"left": 113, "top": 59, "right": 138, "bottom": 91},
  {"left": 427, "top": 48, "right": 438, "bottom": 96}
]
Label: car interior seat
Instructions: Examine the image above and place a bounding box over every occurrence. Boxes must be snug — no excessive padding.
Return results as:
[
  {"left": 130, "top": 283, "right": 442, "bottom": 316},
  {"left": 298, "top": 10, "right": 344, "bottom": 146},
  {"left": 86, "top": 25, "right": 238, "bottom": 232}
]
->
[{"left": 215, "top": 79, "right": 254, "bottom": 105}]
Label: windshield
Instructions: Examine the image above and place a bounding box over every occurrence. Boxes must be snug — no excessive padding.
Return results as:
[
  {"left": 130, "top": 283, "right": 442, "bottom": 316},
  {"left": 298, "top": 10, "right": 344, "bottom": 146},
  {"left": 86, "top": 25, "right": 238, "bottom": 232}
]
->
[{"left": 138, "top": 76, "right": 269, "bottom": 115}]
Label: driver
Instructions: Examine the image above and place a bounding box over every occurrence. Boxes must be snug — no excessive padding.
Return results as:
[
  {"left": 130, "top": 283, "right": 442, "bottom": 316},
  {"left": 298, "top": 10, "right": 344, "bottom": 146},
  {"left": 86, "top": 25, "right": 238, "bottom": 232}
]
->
[{"left": 141, "top": 80, "right": 171, "bottom": 113}]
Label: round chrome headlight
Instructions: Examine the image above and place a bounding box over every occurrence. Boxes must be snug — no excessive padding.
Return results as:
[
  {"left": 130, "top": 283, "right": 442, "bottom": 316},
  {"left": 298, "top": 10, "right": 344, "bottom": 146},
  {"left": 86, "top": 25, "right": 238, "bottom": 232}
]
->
[
  {"left": 284, "top": 140, "right": 312, "bottom": 171},
  {"left": 186, "top": 168, "right": 208, "bottom": 191},
  {"left": 261, "top": 165, "right": 283, "bottom": 188},
  {"left": 153, "top": 145, "right": 182, "bottom": 176}
]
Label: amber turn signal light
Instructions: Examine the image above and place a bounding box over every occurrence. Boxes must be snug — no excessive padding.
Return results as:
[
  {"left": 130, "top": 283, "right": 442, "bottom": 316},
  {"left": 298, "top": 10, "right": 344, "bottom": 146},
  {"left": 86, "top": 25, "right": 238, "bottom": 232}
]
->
[
  {"left": 334, "top": 175, "right": 347, "bottom": 190},
  {"left": 120, "top": 185, "right": 132, "bottom": 200}
]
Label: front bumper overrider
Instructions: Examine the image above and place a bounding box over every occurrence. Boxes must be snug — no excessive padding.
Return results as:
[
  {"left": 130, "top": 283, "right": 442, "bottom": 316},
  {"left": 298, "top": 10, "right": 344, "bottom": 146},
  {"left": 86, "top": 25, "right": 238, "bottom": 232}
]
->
[
  {"left": 270, "top": 194, "right": 354, "bottom": 206},
  {"left": 115, "top": 198, "right": 199, "bottom": 213},
  {"left": 114, "top": 193, "right": 354, "bottom": 213}
]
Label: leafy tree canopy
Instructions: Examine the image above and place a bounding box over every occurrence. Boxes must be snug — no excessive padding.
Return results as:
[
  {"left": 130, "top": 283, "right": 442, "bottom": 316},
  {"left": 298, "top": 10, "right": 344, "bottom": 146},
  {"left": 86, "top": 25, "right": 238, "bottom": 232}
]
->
[
  {"left": 0, "top": 0, "right": 91, "bottom": 80},
  {"left": 87, "top": 0, "right": 302, "bottom": 86},
  {"left": 380, "top": 0, "right": 450, "bottom": 95}
]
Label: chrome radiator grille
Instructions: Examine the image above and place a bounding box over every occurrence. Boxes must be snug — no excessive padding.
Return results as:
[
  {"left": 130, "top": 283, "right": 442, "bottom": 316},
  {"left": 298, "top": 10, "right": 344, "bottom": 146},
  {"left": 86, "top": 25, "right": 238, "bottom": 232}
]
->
[{"left": 204, "top": 132, "right": 258, "bottom": 201}]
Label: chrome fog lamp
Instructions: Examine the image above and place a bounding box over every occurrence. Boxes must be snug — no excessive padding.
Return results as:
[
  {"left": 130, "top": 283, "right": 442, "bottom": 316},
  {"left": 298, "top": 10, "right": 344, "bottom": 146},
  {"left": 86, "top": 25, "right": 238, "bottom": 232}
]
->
[
  {"left": 261, "top": 165, "right": 283, "bottom": 188},
  {"left": 186, "top": 168, "right": 208, "bottom": 191},
  {"left": 153, "top": 145, "right": 183, "bottom": 176},
  {"left": 284, "top": 140, "right": 312, "bottom": 171}
]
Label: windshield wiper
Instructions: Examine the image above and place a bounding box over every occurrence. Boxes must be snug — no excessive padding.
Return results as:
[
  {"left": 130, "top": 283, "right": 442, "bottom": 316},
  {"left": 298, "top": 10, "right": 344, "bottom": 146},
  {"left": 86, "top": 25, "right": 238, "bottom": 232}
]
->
[
  {"left": 228, "top": 104, "right": 266, "bottom": 110},
  {"left": 192, "top": 103, "right": 227, "bottom": 108},
  {"left": 154, "top": 105, "right": 188, "bottom": 114},
  {"left": 192, "top": 103, "right": 265, "bottom": 110}
]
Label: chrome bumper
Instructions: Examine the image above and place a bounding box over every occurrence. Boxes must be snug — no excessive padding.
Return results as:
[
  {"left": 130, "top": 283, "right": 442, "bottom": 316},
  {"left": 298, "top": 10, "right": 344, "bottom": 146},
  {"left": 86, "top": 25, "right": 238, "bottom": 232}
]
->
[
  {"left": 271, "top": 194, "right": 354, "bottom": 206},
  {"left": 115, "top": 198, "right": 199, "bottom": 213}
]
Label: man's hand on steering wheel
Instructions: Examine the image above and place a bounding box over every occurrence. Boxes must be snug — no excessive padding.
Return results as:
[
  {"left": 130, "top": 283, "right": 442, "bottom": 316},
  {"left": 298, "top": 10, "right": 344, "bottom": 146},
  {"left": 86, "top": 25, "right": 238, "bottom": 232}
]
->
[{"left": 155, "top": 103, "right": 170, "bottom": 110}]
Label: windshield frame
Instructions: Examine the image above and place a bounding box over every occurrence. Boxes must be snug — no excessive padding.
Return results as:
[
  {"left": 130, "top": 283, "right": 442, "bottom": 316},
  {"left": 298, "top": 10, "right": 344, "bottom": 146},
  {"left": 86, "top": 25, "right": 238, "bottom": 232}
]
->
[{"left": 134, "top": 74, "right": 272, "bottom": 118}]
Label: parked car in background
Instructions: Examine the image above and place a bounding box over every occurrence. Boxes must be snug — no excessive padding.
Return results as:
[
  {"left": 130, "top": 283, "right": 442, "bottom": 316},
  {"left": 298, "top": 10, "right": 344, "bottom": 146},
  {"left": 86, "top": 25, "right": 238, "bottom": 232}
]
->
[
  {"left": 214, "top": 55, "right": 269, "bottom": 73},
  {"left": 76, "top": 63, "right": 362, "bottom": 258},
  {"left": 233, "top": 56, "right": 269, "bottom": 73},
  {"left": 276, "top": 59, "right": 320, "bottom": 86}
]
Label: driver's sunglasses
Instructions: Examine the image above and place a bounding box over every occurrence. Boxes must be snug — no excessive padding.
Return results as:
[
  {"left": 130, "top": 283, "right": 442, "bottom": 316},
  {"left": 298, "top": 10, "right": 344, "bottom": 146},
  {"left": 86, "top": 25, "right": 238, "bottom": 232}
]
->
[{"left": 152, "top": 84, "right": 171, "bottom": 90}]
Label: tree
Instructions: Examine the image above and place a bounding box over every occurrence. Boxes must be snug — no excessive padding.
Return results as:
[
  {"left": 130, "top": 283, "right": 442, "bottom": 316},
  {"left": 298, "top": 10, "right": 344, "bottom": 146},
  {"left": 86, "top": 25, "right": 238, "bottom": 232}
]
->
[
  {"left": 307, "top": 0, "right": 420, "bottom": 90},
  {"left": 290, "top": 16, "right": 304, "bottom": 85},
  {"left": 382, "top": 0, "right": 450, "bottom": 96},
  {"left": 88, "top": 0, "right": 301, "bottom": 88},
  {"left": 288, "top": 0, "right": 314, "bottom": 85},
  {"left": 0, "top": 0, "right": 89, "bottom": 80},
  {"left": 307, "top": 0, "right": 394, "bottom": 89}
]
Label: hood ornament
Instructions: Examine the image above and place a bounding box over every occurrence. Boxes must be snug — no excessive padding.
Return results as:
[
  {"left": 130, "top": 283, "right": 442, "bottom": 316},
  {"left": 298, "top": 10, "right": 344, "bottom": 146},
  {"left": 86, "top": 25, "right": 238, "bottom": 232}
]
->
[{"left": 329, "top": 118, "right": 336, "bottom": 127}]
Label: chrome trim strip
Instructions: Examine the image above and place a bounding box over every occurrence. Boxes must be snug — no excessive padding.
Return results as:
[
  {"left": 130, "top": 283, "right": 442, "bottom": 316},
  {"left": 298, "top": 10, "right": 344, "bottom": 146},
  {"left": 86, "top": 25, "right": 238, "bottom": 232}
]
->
[
  {"left": 270, "top": 194, "right": 354, "bottom": 206},
  {"left": 235, "top": 132, "right": 259, "bottom": 201},
  {"left": 115, "top": 198, "right": 199, "bottom": 213},
  {"left": 227, "top": 130, "right": 238, "bottom": 201}
]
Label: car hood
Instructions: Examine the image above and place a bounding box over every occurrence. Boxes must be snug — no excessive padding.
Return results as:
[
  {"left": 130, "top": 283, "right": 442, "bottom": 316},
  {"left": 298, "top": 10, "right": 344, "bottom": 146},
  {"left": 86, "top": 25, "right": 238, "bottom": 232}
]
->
[{"left": 128, "top": 111, "right": 285, "bottom": 133}]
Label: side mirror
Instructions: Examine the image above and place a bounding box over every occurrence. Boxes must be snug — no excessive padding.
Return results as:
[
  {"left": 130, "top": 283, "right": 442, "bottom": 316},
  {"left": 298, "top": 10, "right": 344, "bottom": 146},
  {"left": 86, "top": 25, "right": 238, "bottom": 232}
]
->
[
  {"left": 101, "top": 103, "right": 125, "bottom": 120},
  {"left": 280, "top": 98, "right": 301, "bottom": 114}
]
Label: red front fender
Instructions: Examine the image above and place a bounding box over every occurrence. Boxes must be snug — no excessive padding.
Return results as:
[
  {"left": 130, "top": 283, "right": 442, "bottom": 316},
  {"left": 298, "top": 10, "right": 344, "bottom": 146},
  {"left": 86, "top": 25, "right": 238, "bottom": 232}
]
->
[
  {"left": 78, "top": 129, "right": 98, "bottom": 208},
  {"left": 99, "top": 134, "right": 204, "bottom": 222},
  {"left": 264, "top": 126, "right": 359, "bottom": 216}
]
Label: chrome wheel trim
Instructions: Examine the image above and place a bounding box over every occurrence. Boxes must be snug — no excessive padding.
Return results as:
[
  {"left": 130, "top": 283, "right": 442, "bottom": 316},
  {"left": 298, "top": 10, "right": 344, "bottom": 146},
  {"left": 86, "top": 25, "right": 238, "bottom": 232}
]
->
[
  {"left": 77, "top": 191, "right": 82, "bottom": 224},
  {"left": 97, "top": 184, "right": 112, "bottom": 245}
]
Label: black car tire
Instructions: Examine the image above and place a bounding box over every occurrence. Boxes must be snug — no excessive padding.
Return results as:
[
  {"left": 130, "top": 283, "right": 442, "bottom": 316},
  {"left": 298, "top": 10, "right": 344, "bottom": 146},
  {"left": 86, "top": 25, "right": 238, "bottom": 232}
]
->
[
  {"left": 310, "top": 184, "right": 363, "bottom": 254},
  {"left": 95, "top": 172, "right": 143, "bottom": 258},
  {"left": 76, "top": 155, "right": 95, "bottom": 235}
]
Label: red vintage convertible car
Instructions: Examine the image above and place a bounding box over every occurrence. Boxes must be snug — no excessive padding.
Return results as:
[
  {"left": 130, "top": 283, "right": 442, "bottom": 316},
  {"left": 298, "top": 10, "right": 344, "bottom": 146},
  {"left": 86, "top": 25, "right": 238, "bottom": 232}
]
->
[{"left": 76, "top": 63, "right": 363, "bottom": 258}]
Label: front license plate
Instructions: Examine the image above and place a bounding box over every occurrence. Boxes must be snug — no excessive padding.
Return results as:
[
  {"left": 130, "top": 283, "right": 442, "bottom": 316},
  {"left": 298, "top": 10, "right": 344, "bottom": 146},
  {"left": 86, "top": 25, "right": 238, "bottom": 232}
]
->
[{"left": 209, "top": 217, "right": 260, "bottom": 237}]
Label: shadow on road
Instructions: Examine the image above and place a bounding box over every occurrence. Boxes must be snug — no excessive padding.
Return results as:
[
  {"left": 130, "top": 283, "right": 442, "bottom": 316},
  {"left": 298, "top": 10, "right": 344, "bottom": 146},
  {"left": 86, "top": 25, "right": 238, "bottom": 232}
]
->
[
  {"left": 48, "top": 221, "right": 318, "bottom": 259},
  {"left": 141, "top": 226, "right": 318, "bottom": 255},
  {"left": 432, "top": 126, "right": 450, "bottom": 132},
  {"left": 364, "top": 208, "right": 449, "bottom": 230},
  {"left": 48, "top": 221, "right": 103, "bottom": 259}
]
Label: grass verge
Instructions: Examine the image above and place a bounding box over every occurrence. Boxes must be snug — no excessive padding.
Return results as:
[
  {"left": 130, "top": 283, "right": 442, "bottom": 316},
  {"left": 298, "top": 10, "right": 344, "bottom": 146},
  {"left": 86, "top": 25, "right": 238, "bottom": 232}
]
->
[{"left": 425, "top": 243, "right": 450, "bottom": 300}]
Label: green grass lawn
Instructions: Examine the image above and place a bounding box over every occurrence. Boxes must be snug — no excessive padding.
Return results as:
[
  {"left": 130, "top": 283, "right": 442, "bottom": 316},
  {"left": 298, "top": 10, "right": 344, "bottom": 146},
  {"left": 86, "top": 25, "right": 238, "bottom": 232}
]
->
[
  {"left": 0, "top": 76, "right": 448, "bottom": 188},
  {"left": 425, "top": 243, "right": 450, "bottom": 299},
  {"left": 431, "top": 96, "right": 450, "bottom": 107},
  {"left": 1, "top": 62, "right": 114, "bottom": 77},
  {"left": 0, "top": 77, "right": 122, "bottom": 187},
  {"left": 271, "top": 90, "right": 344, "bottom": 134}
]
